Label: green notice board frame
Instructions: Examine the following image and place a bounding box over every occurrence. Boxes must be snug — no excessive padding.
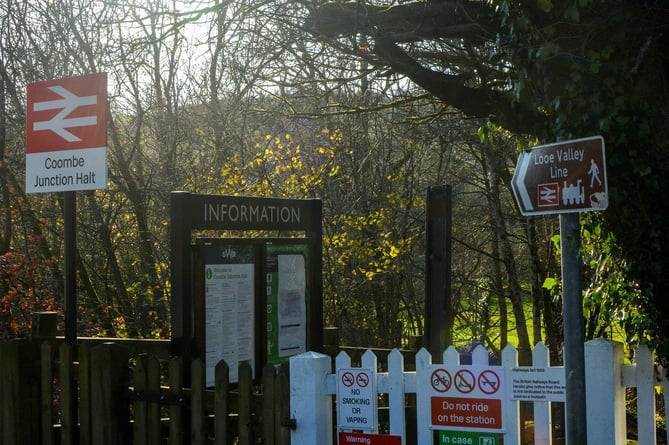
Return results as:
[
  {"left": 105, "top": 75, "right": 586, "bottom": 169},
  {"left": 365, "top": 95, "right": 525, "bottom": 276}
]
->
[{"left": 170, "top": 192, "right": 323, "bottom": 378}]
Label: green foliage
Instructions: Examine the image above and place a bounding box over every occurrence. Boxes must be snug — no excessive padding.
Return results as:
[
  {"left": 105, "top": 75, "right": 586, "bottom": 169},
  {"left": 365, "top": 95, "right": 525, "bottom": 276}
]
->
[
  {"left": 498, "top": 0, "right": 669, "bottom": 361},
  {"left": 192, "top": 125, "right": 427, "bottom": 347}
]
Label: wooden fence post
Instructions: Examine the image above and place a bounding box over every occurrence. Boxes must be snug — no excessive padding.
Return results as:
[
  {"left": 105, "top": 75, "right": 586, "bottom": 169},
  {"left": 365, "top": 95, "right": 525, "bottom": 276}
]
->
[
  {"left": 289, "top": 351, "right": 332, "bottom": 445},
  {"left": 585, "top": 339, "right": 625, "bottom": 445},
  {"left": 90, "top": 342, "right": 130, "bottom": 445},
  {"left": 41, "top": 341, "right": 55, "bottom": 445},
  {"left": 191, "top": 358, "right": 205, "bottom": 445},
  {"left": 0, "top": 340, "right": 41, "bottom": 445},
  {"left": 168, "top": 356, "right": 185, "bottom": 445},
  {"left": 59, "top": 342, "right": 76, "bottom": 445}
]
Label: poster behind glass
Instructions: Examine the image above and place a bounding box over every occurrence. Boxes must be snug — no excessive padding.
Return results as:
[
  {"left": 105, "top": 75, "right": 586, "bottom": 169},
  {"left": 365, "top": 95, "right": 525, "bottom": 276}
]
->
[
  {"left": 266, "top": 243, "right": 309, "bottom": 364},
  {"left": 203, "top": 243, "right": 255, "bottom": 386}
]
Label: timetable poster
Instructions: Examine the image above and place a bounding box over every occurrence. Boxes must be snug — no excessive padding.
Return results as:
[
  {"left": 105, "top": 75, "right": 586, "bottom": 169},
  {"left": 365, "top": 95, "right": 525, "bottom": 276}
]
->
[
  {"left": 266, "top": 243, "right": 308, "bottom": 364},
  {"left": 203, "top": 244, "right": 255, "bottom": 386}
]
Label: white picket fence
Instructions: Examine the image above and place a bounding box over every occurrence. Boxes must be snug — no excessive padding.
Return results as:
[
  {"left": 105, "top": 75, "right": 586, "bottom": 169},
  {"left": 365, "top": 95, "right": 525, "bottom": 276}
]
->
[{"left": 290, "top": 339, "right": 668, "bottom": 445}]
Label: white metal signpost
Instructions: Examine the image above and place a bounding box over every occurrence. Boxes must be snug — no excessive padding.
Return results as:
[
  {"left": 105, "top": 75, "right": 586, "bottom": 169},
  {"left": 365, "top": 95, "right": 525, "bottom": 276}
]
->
[
  {"left": 511, "top": 135, "right": 608, "bottom": 445},
  {"left": 26, "top": 73, "right": 107, "bottom": 193}
]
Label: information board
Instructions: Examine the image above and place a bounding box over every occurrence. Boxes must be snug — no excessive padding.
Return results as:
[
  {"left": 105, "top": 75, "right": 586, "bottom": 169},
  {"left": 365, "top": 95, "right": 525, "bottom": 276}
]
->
[
  {"left": 508, "top": 366, "right": 566, "bottom": 402},
  {"left": 202, "top": 243, "right": 256, "bottom": 386},
  {"left": 194, "top": 237, "right": 314, "bottom": 385}
]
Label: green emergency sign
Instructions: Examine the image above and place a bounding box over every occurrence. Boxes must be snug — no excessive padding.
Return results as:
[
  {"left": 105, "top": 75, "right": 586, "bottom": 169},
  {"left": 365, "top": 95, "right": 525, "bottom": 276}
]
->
[{"left": 438, "top": 429, "right": 498, "bottom": 445}]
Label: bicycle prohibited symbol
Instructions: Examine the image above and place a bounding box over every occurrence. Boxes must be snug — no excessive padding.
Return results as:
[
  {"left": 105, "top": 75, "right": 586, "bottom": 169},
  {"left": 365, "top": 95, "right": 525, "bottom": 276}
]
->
[{"left": 431, "top": 368, "right": 452, "bottom": 393}]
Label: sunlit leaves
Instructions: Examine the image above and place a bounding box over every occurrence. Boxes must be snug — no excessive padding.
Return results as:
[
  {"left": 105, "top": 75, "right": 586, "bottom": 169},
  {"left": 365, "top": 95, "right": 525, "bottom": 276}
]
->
[{"left": 0, "top": 249, "right": 58, "bottom": 338}]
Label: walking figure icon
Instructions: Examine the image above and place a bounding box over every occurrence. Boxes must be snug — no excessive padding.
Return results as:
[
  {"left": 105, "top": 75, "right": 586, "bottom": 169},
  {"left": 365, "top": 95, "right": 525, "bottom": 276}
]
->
[{"left": 588, "top": 158, "right": 602, "bottom": 188}]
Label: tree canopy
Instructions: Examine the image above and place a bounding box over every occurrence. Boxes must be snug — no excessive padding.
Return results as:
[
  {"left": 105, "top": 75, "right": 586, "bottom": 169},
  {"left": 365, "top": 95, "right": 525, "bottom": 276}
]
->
[
  {"left": 0, "top": 0, "right": 666, "bottom": 364},
  {"left": 303, "top": 0, "right": 669, "bottom": 359}
]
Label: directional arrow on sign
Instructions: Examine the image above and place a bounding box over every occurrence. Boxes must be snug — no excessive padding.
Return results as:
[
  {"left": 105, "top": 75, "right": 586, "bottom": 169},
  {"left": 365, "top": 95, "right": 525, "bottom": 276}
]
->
[
  {"left": 512, "top": 151, "right": 533, "bottom": 212},
  {"left": 32, "top": 85, "right": 98, "bottom": 142}
]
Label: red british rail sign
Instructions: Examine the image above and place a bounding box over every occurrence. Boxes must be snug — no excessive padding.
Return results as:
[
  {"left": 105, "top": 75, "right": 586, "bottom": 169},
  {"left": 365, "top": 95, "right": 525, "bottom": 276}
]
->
[
  {"left": 511, "top": 136, "right": 607, "bottom": 216},
  {"left": 26, "top": 72, "right": 107, "bottom": 193}
]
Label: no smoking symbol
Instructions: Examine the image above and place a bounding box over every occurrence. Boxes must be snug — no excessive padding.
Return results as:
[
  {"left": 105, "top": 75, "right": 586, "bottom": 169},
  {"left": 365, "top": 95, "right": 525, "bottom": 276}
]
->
[
  {"left": 431, "top": 369, "right": 452, "bottom": 393},
  {"left": 341, "top": 371, "right": 355, "bottom": 387},
  {"left": 478, "top": 370, "right": 501, "bottom": 395},
  {"left": 356, "top": 372, "right": 370, "bottom": 388}
]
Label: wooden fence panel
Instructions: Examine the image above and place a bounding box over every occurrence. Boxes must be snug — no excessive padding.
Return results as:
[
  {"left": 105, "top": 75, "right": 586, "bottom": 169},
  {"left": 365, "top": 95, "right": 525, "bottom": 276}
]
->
[
  {"left": 40, "top": 341, "right": 54, "bottom": 445},
  {"left": 133, "top": 354, "right": 149, "bottom": 445},
  {"left": 275, "top": 366, "right": 291, "bottom": 445},
  {"left": 168, "top": 356, "right": 184, "bottom": 445},
  {"left": 78, "top": 343, "right": 92, "bottom": 445},
  {"left": 262, "top": 362, "right": 277, "bottom": 445},
  {"left": 3, "top": 336, "right": 290, "bottom": 445},
  {"left": 214, "top": 360, "right": 230, "bottom": 445},
  {"left": 0, "top": 340, "right": 41, "bottom": 445},
  {"left": 238, "top": 361, "right": 253, "bottom": 445},
  {"left": 147, "top": 355, "right": 161, "bottom": 445},
  {"left": 59, "top": 342, "right": 75, "bottom": 445},
  {"left": 191, "top": 359, "right": 205, "bottom": 445},
  {"left": 90, "top": 342, "right": 130, "bottom": 445}
]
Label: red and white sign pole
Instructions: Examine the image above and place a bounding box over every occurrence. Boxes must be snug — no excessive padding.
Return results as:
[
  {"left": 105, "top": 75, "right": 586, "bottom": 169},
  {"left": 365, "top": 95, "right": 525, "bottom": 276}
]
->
[{"left": 26, "top": 73, "right": 107, "bottom": 344}]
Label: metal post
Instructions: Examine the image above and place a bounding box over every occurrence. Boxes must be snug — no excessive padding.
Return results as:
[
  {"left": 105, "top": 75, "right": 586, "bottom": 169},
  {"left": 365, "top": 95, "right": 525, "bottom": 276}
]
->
[
  {"left": 560, "top": 212, "right": 587, "bottom": 444},
  {"left": 64, "top": 191, "right": 77, "bottom": 344},
  {"left": 425, "top": 185, "right": 452, "bottom": 359}
]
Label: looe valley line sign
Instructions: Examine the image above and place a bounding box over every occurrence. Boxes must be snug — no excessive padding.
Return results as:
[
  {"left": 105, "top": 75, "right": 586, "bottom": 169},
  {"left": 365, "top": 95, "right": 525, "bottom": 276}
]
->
[{"left": 511, "top": 136, "right": 607, "bottom": 216}]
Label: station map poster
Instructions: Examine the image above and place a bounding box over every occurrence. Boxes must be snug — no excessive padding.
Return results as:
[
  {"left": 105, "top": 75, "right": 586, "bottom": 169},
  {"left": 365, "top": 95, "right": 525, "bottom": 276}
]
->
[
  {"left": 266, "top": 243, "right": 309, "bottom": 364},
  {"left": 203, "top": 243, "right": 255, "bottom": 386}
]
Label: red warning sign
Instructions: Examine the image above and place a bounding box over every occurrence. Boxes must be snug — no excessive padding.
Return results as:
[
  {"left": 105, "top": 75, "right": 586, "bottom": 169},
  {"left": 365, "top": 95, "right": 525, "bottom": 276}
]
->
[
  {"left": 338, "top": 432, "right": 401, "bottom": 445},
  {"left": 431, "top": 396, "right": 502, "bottom": 430},
  {"left": 426, "top": 364, "right": 505, "bottom": 432}
]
